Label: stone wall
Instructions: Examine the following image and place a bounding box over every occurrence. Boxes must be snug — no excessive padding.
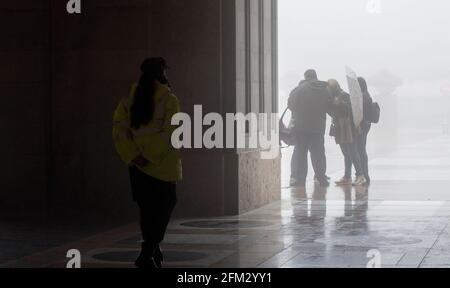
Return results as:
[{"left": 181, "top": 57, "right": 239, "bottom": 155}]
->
[
  {"left": 0, "top": 1, "right": 50, "bottom": 218},
  {"left": 238, "top": 152, "right": 281, "bottom": 214},
  {"left": 0, "top": 0, "right": 280, "bottom": 220}
]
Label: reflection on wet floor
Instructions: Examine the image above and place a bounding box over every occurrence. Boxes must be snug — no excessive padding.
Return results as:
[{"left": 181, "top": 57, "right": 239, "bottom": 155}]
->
[
  {"left": 2, "top": 133, "right": 450, "bottom": 268},
  {"left": 93, "top": 250, "right": 208, "bottom": 263}
]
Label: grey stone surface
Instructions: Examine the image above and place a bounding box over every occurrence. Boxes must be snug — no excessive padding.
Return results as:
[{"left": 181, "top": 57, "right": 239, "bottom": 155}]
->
[{"left": 1, "top": 0, "right": 280, "bottom": 220}]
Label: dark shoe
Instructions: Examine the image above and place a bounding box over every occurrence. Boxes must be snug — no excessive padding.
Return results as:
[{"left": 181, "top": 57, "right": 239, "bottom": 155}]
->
[
  {"left": 153, "top": 246, "right": 164, "bottom": 269},
  {"left": 135, "top": 243, "right": 157, "bottom": 269},
  {"left": 290, "top": 179, "right": 305, "bottom": 187},
  {"left": 314, "top": 175, "right": 330, "bottom": 187},
  {"left": 314, "top": 175, "right": 330, "bottom": 184},
  {"left": 291, "top": 181, "right": 305, "bottom": 188},
  {"left": 135, "top": 254, "right": 157, "bottom": 269}
]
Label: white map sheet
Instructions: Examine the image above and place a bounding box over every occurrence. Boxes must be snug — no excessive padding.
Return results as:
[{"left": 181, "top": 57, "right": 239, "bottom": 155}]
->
[{"left": 346, "top": 66, "right": 364, "bottom": 128}]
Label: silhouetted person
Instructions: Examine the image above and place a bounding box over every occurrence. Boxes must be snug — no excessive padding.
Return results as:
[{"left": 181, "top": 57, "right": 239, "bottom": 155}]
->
[
  {"left": 357, "top": 77, "right": 373, "bottom": 184},
  {"left": 290, "top": 114, "right": 330, "bottom": 186},
  {"left": 288, "top": 70, "right": 334, "bottom": 187},
  {"left": 328, "top": 79, "right": 367, "bottom": 186},
  {"left": 113, "top": 57, "right": 182, "bottom": 268}
]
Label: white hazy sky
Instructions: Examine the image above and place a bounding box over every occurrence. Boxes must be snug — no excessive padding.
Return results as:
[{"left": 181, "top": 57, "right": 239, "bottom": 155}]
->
[{"left": 278, "top": 0, "right": 450, "bottom": 102}]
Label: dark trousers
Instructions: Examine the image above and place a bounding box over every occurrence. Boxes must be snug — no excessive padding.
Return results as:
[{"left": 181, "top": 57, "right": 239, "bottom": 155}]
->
[
  {"left": 291, "top": 131, "right": 327, "bottom": 185},
  {"left": 340, "top": 142, "right": 363, "bottom": 178},
  {"left": 129, "top": 167, "right": 177, "bottom": 246},
  {"left": 356, "top": 127, "right": 370, "bottom": 181}
]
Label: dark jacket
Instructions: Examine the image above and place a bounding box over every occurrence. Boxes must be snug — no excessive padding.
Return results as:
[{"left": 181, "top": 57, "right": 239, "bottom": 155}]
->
[
  {"left": 288, "top": 80, "right": 334, "bottom": 135},
  {"left": 358, "top": 78, "right": 374, "bottom": 132}
]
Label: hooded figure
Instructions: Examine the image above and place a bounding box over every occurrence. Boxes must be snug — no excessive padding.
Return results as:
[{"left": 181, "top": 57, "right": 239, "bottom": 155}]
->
[
  {"left": 358, "top": 77, "right": 374, "bottom": 131},
  {"left": 356, "top": 77, "right": 373, "bottom": 184},
  {"left": 287, "top": 70, "right": 334, "bottom": 187},
  {"left": 288, "top": 70, "right": 334, "bottom": 135}
]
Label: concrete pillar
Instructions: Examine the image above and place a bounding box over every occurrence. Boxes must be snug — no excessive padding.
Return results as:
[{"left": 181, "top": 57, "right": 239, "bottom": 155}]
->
[
  {"left": 226, "top": 0, "right": 281, "bottom": 215},
  {"left": 147, "top": 0, "right": 280, "bottom": 216}
]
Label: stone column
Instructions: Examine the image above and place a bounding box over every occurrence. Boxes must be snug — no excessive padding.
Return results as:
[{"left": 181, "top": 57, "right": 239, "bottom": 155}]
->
[{"left": 148, "top": 0, "right": 280, "bottom": 216}]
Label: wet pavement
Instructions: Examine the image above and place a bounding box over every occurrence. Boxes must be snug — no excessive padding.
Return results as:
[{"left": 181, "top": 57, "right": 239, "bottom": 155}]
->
[{"left": 2, "top": 130, "right": 450, "bottom": 268}]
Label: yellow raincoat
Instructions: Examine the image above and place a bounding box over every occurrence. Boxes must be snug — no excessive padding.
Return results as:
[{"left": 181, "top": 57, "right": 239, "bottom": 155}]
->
[{"left": 113, "top": 81, "right": 182, "bottom": 182}]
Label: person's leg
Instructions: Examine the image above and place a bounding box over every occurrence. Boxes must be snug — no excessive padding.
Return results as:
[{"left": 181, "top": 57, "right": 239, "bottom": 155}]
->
[
  {"left": 314, "top": 135, "right": 329, "bottom": 182},
  {"left": 290, "top": 145, "right": 300, "bottom": 185},
  {"left": 335, "top": 144, "right": 353, "bottom": 186},
  {"left": 131, "top": 168, "right": 177, "bottom": 268},
  {"left": 136, "top": 200, "right": 157, "bottom": 266},
  {"left": 320, "top": 135, "right": 328, "bottom": 177},
  {"left": 348, "top": 139, "right": 367, "bottom": 186},
  {"left": 357, "top": 129, "right": 370, "bottom": 182},
  {"left": 129, "top": 167, "right": 152, "bottom": 242},
  {"left": 348, "top": 142, "right": 363, "bottom": 177},
  {"left": 129, "top": 166, "right": 144, "bottom": 202},
  {"left": 339, "top": 144, "right": 352, "bottom": 179},
  {"left": 309, "top": 133, "right": 327, "bottom": 185},
  {"left": 150, "top": 181, "right": 177, "bottom": 268},
  {"left": 295, "top": 132, "right": 309, "bottom": 186},
  {"left": 149, "top": 181, "right": 177, "bottom": 246},
  {"left": 129, "top": 167, "right": 157, "bottom": 268}
]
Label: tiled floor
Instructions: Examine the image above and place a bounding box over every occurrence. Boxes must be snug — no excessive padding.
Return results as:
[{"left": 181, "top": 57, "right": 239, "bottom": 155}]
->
[{"left": 2, "top": 132, "right": 450, "bottom": 268}]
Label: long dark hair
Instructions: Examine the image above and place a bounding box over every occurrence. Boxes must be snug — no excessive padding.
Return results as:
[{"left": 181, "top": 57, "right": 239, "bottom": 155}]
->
[{"left": 130, "top": 57, "right": 169, "bottom": 130}]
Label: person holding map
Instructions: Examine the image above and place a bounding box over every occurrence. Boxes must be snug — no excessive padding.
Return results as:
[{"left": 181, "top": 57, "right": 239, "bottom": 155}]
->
[
  {"left": 344, "top": 68, "right": 373, "bottom": 186},
  {"left": 357, "top": 77, "right": 374, "bottom": 185},
  {"left": 328, "top": 79, "right": 367, "bottom": 186}
]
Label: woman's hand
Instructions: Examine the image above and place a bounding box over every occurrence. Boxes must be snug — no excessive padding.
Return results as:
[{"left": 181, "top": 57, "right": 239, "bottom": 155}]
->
[{"left": 132, "top": 155, "right": 149, "bottom": 168}]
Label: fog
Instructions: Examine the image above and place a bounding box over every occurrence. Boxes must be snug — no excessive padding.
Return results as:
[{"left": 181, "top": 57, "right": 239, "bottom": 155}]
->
[
  {"left": 279, "top": 0, "right": 450, "bottom": 123},
  {"left": 278, "top": 0, "right": 450, "bottom": 185}
]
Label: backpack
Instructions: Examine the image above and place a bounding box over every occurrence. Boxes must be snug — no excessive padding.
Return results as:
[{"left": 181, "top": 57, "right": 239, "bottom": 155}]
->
[{"left": 367, "top": 102, "right": 381, "bottom": 124}]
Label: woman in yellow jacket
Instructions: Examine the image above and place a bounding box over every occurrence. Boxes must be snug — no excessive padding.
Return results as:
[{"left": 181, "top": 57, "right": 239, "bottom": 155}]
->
[{"left": 113, "top": 58, "right": 182, "bottom": 268}]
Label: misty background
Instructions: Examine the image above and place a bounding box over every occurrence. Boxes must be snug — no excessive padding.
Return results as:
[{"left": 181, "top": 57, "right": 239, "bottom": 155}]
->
[{"left": 278, "top": 0, "right": 450, "bottom": 186}]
